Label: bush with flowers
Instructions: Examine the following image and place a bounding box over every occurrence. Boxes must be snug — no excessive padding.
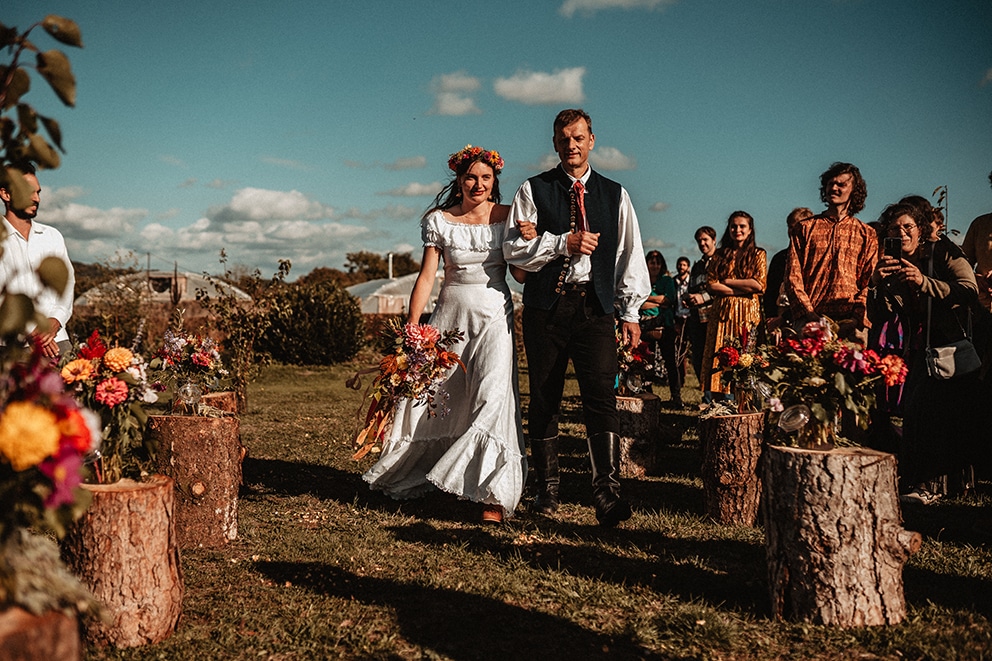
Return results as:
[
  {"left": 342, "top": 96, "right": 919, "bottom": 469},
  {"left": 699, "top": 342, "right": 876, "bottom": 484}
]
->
[
  {"left": 60, "top": 329, "right": 159, "bottom": 484},
  {"left": 752, "top": 319, "right": 908, "bottom": 448},
  {"left": 348, "top": 319, "right": 464, "bottom": 460}
]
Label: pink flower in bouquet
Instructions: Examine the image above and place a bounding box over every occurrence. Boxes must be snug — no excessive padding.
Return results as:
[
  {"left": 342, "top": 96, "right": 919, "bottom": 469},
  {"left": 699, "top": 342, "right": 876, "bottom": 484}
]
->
[
  {"left": 39, "top": 447, "right": 84, "bottom": 509},
  {"left": 95, "top": 377, "right": 129, "bottom": 407},
  {"left": 191, "top": 351, "right": 213, "bottom": 368},
  {"left": 833, "top": 346, "right": 877, "bottom": 375},
  {"left": 404, "top": 323, "right": 441, "bottom": 349}
]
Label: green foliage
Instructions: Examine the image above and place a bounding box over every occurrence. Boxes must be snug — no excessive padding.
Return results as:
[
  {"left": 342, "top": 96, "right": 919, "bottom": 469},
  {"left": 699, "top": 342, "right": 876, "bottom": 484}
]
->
[
  {"left": 258, "top": 280, "right": 364, "bottom": 365},
  {"left": 344, "top": 250, "right": 420, "bottom": 282},
  {"left": 196, "top": 251, "right": 290, "bottom": 411},
  {"left": 1, "top": 14, "right": 82, "bottom": 206}
]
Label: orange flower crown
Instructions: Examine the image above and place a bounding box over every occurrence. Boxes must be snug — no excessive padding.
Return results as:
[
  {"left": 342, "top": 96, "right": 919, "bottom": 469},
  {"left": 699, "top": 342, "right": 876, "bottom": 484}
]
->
[{"left": 447, "top": 144, "right": 503, "bottom": 174}]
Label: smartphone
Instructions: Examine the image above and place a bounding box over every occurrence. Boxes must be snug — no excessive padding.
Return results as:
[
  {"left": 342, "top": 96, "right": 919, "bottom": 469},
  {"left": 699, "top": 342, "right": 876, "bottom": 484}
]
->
[{"left": 883, "top": 237, "right": 902, "bottom": 259}]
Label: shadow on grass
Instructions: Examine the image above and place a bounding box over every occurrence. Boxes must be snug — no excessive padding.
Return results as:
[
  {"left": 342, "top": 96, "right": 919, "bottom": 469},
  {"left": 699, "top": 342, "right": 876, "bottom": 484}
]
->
[
  {"left": 385, "top": 520, "right": 768, "bottom": 616},
  {"left": 904, "top": 565, "right": 992, "bottom": 616},
  {"left": 255, "top": 561, "right": 659, "bottom": 659}
]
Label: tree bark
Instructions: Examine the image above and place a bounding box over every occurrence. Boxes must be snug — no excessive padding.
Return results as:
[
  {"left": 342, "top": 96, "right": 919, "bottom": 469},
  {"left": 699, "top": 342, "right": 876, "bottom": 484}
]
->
[
  {"left": 200, "top": 391, "right": 238, "bottom": 414},
  {"left": 61, "top": 475, "right": 183, "bottom": 647},
  {"left": 762, "top": 445, "right": 921, "bottom": 626},
  {"left": 0, "top": 607, "right": 80, "bottom": 661},
  {"left": 698, "top": 411, "right": 764, "bottom": 526},
  {"left": 617, "top": 393, "right": 661, "bottom": 478},
  {"left": 150, "top": 414, "right": 242, "bottom": 549}
]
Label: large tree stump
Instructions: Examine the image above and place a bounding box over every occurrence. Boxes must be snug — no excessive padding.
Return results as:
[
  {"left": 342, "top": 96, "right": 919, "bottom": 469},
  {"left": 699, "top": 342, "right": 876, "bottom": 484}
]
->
[
  {"left": 617, "top": 393, "right": 661, "bottom": 478},
  {"left": 61, "top": 475, "right": 183, "bottom": 647},
  {"left": 761, "top": 445, "right": 922, "bottom": 626},
  {"left": 200, "top": 391, "right": 238, "bottom": 413},
  {"left": 150, "top": 414, "right": 242, "bottom": 549},
  {"left": 698, "top": 411, "right": 764, "bottom": 526},
  {"left": 0, "top": 607, "right": 80, "bottom": 661}
]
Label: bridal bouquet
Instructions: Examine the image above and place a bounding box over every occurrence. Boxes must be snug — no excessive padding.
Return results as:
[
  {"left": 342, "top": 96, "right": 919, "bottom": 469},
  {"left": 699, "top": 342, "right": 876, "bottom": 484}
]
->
[
  {"left": 349, "top": 319, "right": 464, "bottom": 460},
  {"left": 61, "top": 330, "right": 159, "bottom": 483}
]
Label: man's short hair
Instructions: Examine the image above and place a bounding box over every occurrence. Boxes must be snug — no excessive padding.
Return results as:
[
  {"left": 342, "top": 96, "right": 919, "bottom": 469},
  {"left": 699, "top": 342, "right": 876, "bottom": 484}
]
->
[
  {"left": 553, "top": 108, "right": 592, "bottom": 134},
  {"left": 694, "top": 226, "right": 716, "bottom": 241},
  {"left": 819, "top": 162, "right": 867, "bottom": 215},
  {"left": 676, "top": 256, "right": 691, "bottom": 266},
  {"left": 988, "top": 169, "right": 992, "bottom": 189}
]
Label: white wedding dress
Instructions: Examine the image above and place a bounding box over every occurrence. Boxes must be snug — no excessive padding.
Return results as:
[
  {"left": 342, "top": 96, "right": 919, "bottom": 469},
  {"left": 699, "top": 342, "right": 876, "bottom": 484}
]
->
[{"left": 363, "top": 210, "right": 527, "bottom": 516}]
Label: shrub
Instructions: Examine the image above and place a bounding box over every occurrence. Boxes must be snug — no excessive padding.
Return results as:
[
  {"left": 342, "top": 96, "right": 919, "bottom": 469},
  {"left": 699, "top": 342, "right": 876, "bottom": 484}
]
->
[{"left": 258, "top": 281, "right": 364, "bottom": 365}]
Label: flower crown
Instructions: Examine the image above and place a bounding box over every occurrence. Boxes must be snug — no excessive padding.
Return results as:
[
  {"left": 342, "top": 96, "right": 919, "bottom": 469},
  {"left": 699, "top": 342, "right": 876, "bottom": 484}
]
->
[{"left": 447, "top": 145, "right": 504, "bottom": 174}]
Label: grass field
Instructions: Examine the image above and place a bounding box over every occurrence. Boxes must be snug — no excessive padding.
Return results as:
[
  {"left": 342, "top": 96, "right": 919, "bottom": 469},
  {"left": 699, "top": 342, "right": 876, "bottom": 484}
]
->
[{"left": 87, "top": 360, "right": 992, "bottom": 660}]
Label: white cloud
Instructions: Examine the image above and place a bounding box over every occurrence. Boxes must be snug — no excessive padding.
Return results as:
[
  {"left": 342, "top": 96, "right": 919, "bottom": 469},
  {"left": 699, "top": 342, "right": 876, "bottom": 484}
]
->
[
  {"left": 560, "top": 0, "right": 677, "bottom": 18},
  {"left": 38, "top": 187, "right": 146, "bottom": 240},
  {"left": 159, "top": 155, "right": 186, "bottom": 168},
  {"left": 206, "top": 178, "right": 237, "bottom": 189},
  {"left": 649, "top": 202, "right": 670, "bottom": 212},
  {"left": 982, "top": 68, "right": 992, "bottom": 86},
  {"left": 643, "top": 237, "right": 674, "bottom": 250},
  {"left": 429, "top": 71, "right": 482, "bottom": 116},
  {"left": 590, "top": 146, "right": 636, "bottom": 171},
  {"left": 494, "top": 67, "right": 585, "bottom": 105},
  {"left": 207, "top": 187, "right": 335, "bottom": 223},
  {"left": 378, "top": 182, "right": 443, "bottom": 197},
  {"left": 339, "top": 204, "right": 421, "bottom": 221},
  {"left": 384, "top": 156, "right": 428, "bottom": 171}
]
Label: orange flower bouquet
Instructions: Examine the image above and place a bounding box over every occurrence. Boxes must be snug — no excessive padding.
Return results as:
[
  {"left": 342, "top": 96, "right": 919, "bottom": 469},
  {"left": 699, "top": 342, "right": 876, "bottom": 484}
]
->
[{"left": 348, "top": 319, "right": 464, "bottom": 460}]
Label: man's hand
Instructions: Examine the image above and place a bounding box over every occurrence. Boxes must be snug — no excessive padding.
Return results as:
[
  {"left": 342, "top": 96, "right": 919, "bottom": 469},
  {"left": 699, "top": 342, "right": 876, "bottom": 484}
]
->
[
  {"left": 566, "top": 231, "right": 599, "bottom": 256},
  {"left": 620, "top": 321, "right": 640, "bottom": 349},
  {"left": 517, "top": 220, "right": 537, "bottom": 241},
  {"left": 31, "top": 318, "right": 61, "bottom": 358}
]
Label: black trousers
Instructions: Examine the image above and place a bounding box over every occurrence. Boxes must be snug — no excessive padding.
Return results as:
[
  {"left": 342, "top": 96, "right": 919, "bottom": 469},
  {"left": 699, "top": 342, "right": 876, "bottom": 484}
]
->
[{"left": 522, "top": 289, "right": 618, "bottom": 439}]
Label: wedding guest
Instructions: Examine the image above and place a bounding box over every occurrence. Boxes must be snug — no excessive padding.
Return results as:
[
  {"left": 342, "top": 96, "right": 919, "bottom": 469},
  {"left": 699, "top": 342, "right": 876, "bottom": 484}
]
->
[
  {"left": 869, "top": 202, "right": 979, "bottom": 504},
  {"left": 364, "top": 145, "right": 535, "bottom": 524},
  {"left": 0, "top": 162, "right": 75, "bottom": 359},
  {"left": 686, "top": 226, "right": 716, "bottom": 401},
  {"left": 503, "top": 108, "right": 650, "bottom": 527},
  {"left": 640, "top": 251, "right": 682, "bottom": 408},
  {"left": 699, "top": 212, "right": 766, "bottom": 400},
  {"left": 786, "top": 163, "right": 877, "bottom": 342},
  {"left": 961, "top": 171, "right": 992, "bottom": 313},
  {"left": 673, "top": 256, "right": 691, "bottom": 382},
  {"left": 764, "top": 207, "right": 813, "bottom": 327}
]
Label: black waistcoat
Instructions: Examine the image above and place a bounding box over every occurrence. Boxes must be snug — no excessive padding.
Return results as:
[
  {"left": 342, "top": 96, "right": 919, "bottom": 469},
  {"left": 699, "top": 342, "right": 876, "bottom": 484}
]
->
[{"left": 523, "top": 167, "right": 622, "bottom": 314}]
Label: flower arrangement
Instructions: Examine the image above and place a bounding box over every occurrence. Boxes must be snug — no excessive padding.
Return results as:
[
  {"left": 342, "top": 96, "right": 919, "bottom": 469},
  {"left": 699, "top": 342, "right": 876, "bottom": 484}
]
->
[
  {"left": 150, "top": 310, "right": 229, "bottom": 411},
  {"left": 348, "top": 319, "right": 464, "bottom": 460},
  {"left": 447, "top": 144, "right": 504, "bottom": 174},
  {"left": 617, "top": 333, "right": 655, "bottom": 396},
  {"left": 755, "top": 319, "right": 908, "bottom": 447},
  {"left": 712, "top": 325, "right": 770, "bottom": 413},
  {"left": 0, "top": 341, "right": 100, "bottom": 542},
  {"left": 61, "top": 330, "right": 159, "bottom": 484}
]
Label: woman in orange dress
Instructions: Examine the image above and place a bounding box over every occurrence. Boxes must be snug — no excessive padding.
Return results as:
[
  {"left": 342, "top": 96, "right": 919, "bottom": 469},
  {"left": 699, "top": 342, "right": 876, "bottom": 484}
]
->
[{"left": 699, "top": 211, "right": 766, "bottom": 398}]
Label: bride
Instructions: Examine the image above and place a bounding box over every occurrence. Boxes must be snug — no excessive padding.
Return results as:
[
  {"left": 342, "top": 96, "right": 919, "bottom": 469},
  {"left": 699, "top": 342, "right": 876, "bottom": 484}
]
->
[{"left": 363, "top": 145, "right": 535, "bottom": 523}]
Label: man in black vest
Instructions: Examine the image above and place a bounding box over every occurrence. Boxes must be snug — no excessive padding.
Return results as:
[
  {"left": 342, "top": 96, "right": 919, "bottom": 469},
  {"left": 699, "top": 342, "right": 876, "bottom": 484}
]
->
[{"left": 503, "top": 109, "right": 650, "bottom": 527}]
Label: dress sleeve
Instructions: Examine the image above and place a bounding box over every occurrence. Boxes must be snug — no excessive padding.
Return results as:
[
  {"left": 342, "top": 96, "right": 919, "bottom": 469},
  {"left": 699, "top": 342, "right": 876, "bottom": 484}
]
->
[{"left": 421, "top": 212, "right": 442, "bottom": 248}]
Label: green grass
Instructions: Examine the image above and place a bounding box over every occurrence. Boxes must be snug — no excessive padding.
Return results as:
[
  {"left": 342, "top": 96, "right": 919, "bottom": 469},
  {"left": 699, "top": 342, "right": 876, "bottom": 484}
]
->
[{"left": 86, "top": 361, "right": 992, "bottom": 660}]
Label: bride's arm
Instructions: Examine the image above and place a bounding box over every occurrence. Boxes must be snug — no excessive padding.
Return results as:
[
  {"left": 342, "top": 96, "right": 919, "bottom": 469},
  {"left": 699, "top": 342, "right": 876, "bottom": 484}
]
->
[{"left": 407, "top": 246, "right": 441, "bottom": 325}]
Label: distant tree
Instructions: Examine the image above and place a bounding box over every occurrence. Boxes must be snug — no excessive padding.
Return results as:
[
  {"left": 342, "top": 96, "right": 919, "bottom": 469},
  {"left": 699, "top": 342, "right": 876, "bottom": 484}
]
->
[
  {"left": 297, "top": 266, "right": 351, "bottom": 288},
  {"left": 344, "top": 251, "right": 419, "bottom": 283}
]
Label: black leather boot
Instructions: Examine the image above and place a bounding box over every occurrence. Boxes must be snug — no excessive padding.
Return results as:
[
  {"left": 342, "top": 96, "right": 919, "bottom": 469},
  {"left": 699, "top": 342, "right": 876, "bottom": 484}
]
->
[
  {"left": 588, "top": 432, "right": 632, "bottom": 527},
  {"left": 530, "top": 437, "right": 560, "bottom": 514}
]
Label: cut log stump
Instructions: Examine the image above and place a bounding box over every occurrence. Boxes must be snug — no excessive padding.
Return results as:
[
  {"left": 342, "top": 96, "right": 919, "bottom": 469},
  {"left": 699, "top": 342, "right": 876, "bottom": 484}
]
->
[
  {"left": 698, "top": 411, "right": 764, "bottom": 526},
  {"left": 199, "top": 391, "right": 238, "bottom": 414},
  {"left": 761, "top": 445, "right": 921, "bottom": 626},
  {"left": 617, "top": 393, "right": 661, "bottom": 478},
  {"left": 0, "top": 607, "right": 80, "bottom": 661},
  {"left": 150, "top": 414, "right": 242, "bottom": 549},
  {"left": 61, "top": 475, "right": 183, "bottom": 647}
]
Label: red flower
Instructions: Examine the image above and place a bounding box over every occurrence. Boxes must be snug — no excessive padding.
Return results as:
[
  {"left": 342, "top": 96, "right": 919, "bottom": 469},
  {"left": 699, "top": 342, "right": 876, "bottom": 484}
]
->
[
  {"left": 78, "top": 330, "right": 107, "bottom": 360},
  {"left": 716, "top": 346, "right": 740, "bottom": 369},
  {"left": 191, "top": 351, "right": 213, "bottom": 367}
]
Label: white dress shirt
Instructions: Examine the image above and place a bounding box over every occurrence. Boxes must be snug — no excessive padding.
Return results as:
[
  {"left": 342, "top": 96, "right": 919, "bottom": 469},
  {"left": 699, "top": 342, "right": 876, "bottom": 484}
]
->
[
  {"left": 503, "top": 167, "right": 650, "bottom": 323},
  {"left": 0, "top": 218, "right": 74, "bottom": 343}
]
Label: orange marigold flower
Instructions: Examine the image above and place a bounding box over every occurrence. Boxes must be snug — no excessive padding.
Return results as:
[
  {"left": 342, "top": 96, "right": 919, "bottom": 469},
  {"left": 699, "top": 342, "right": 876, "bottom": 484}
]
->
[
  {"left": 62, "top": 358, "right": 95, "bottom": 384},
  {"left": 103, "top": 347, "right": 134, "bottom": 372},
  {"left": 0, "top": 401, "right": 60, "bottom": 471},
  {"left": 878, "top": 354, "right": 908, "bottom": 387}
]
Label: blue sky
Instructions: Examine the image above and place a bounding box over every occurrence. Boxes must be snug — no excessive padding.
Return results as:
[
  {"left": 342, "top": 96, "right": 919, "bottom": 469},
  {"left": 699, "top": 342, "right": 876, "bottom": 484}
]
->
[{"left": 6, "top": 0, "right": 992, "bottom": 280}]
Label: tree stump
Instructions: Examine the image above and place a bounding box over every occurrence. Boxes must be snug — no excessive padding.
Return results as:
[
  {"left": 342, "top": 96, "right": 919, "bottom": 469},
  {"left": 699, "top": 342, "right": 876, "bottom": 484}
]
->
[
  {"left": 617, "top": 393, "right": 661, "bottom": 478},
  {"left": 150, "top": 414, "right": 242, "bottom": 549},
  {"left": 698, "top": 411, "right": 764, "bottom": 526},
  {"left": 0, "top": 607, "right": 80, "bottom": 661},
  {"left": 761, "top": 445, "right": 922, "bottom": 626},
  {"left": 200, "top": 391, "right": 238, "bottom": 413},
  {"left": 61, "top": 475, "right": 183, "bottom": 647}
]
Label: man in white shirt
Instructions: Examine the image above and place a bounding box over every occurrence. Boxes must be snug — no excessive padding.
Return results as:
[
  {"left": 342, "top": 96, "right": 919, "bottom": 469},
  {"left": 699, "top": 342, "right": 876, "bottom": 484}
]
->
[
  {"left": 503, "top": 108, "right": 650, "bottom": 527},
  {"left": 0, "top": 163, "right": 75, "bottom": 358}
]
